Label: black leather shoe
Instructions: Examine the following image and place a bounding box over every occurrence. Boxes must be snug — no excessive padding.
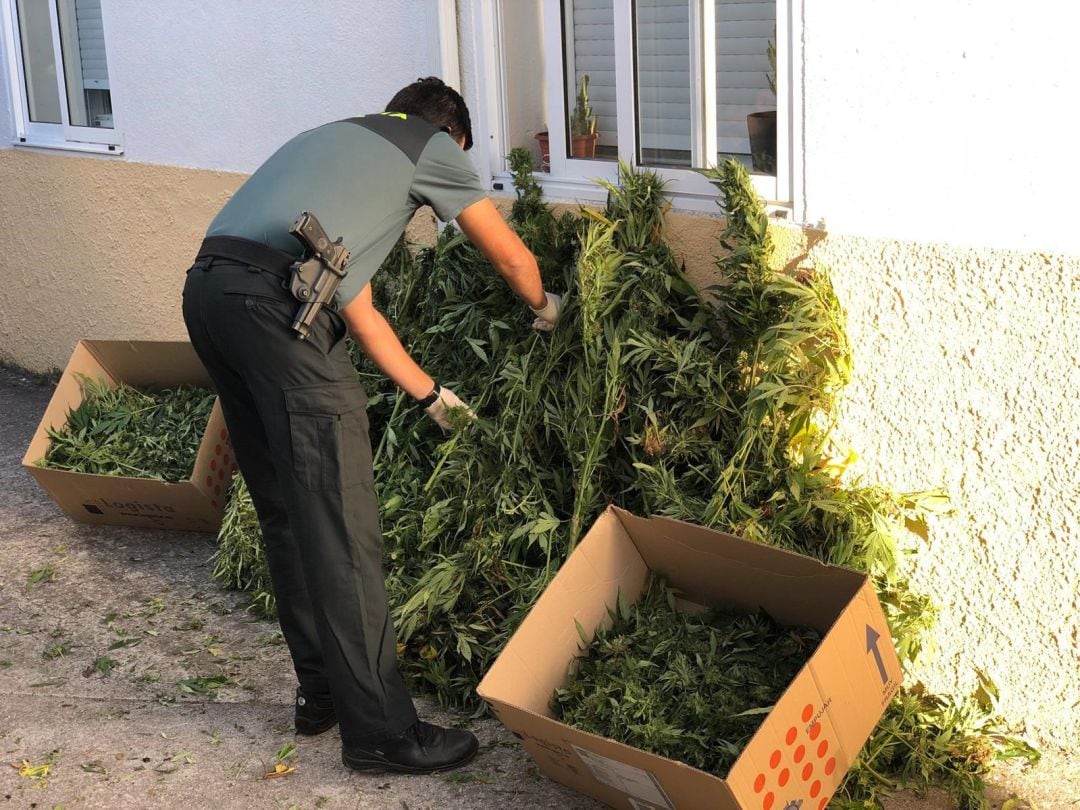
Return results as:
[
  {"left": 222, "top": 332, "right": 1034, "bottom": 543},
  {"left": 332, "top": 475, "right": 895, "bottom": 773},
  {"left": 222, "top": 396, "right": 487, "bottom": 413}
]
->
[
  {"left": 294, "top": 687, "right": 337, "bottom": 736},
  {"left": 341, "top": 720, "right": 479, "bottom": 774}
]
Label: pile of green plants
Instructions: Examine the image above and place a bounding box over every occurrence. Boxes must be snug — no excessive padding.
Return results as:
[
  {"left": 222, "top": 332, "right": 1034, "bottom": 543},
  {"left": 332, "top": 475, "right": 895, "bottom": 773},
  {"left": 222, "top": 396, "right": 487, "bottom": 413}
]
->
[
  {"left": 553, "top": 576, "right": 820, "bottom": 776},
  {"left": 214, "top": 475, "right": 275, "bottom": 617},
  {"left": 39, "top": 375, "right": 215, "bottom": 482},
  {"left": 213, "top": 150, "right": 1035, "bottom": 808}
]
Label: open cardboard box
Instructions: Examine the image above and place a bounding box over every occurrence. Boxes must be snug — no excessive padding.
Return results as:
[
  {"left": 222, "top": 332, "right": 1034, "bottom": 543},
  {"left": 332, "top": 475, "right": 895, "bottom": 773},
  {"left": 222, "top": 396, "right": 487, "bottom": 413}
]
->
[
  {"left": 22, "top": 340, "right": 234, "bottom": 533},
  {"left": 478, "top": 507, "right": 902, "bottom": 810}
]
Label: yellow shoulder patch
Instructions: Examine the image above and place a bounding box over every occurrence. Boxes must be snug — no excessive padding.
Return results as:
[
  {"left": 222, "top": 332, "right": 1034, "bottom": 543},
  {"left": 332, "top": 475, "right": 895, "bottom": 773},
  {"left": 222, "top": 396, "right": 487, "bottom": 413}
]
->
[{"left": 380, "top": 112, "right": 408, "bottom": 120}]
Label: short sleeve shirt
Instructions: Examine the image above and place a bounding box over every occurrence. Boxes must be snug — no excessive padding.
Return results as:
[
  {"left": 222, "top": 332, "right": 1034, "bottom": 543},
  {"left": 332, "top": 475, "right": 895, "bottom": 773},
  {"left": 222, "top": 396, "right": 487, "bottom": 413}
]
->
[{"left": 205, "top": 113, "right": 487, "bottom": 306}]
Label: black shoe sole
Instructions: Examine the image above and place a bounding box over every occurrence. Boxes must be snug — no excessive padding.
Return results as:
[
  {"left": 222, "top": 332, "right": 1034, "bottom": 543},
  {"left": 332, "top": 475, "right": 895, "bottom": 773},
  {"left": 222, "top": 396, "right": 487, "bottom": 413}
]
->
[
  {"left": 295, "top": 715, "right": 338, "bottom": 736},
  {"left": 341, "top": 739, "right": 479, "bottom": 775}
]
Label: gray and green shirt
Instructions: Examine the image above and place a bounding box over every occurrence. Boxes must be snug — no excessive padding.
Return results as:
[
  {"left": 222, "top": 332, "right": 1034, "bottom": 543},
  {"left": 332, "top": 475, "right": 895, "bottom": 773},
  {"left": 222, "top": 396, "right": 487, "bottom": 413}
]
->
[{"left": 206, "top": 112, "right": 487, "bottom": 306}]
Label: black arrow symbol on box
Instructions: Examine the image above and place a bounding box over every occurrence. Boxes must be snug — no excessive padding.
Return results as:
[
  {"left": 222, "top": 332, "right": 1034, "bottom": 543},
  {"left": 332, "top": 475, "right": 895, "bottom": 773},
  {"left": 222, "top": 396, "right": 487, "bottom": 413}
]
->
[{"left": 866, "top": 625, "right": 888, "bottom": 683}]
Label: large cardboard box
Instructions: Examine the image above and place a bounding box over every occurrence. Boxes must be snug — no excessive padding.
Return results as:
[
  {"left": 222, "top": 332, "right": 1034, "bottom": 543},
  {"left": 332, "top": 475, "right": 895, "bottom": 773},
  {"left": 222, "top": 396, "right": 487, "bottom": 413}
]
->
[
  {"left": 478, "top": 507, "right": 902, "bottom": 810},
  {"left": 22, "top": 340, "right": 234, "bottom": 533}
]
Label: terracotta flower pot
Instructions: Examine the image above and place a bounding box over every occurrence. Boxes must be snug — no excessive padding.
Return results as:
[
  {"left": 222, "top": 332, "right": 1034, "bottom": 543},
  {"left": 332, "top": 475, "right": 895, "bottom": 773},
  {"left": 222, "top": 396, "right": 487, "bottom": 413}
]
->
[
  {"left": 571, "top": 132, "right": 599, "bottom": 159},
  {"left": 535, "top": 131, "right": 550, "bottom": 172}
]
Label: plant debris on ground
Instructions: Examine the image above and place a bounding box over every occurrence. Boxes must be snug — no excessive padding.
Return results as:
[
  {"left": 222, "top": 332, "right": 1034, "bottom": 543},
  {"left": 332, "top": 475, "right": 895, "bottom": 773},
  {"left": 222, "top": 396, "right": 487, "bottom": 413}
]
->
[
  {"left": 212, "top": 149, "right": 1036, "bottom": 808},
  {"left": 39, "top": 375, "right": 215, "bottom": 482},
  {"left": 553, "top": 576, "right": 820, "bottom": 776}
]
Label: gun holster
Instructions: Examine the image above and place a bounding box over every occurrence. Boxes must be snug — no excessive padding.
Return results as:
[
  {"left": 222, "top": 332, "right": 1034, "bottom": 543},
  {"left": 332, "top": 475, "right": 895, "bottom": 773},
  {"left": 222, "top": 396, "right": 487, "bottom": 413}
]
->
[
  {"left": 286, "top": 211, "right": 350, "bottom": 340},
  {"left": 287, "top": 256, "right": 347, "bottom": 340},
  {"left": 288, "top": 257, "right": 331, "bottom": 305}
]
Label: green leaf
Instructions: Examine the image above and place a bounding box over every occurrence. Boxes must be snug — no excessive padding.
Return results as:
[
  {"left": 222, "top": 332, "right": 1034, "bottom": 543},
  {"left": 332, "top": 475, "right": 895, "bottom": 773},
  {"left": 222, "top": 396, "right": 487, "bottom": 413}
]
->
[
  {"left": 574, "top": 619, "right": 590, "bottom": 647},
  {"left": 465, "top": 338, "right": 489, "bottom": 363},
  {"left": 107, "top": 637, "right": 143, "bottom": 650},
  {"left": 727, "top": 705, "right": 774, "bottom": 718}
]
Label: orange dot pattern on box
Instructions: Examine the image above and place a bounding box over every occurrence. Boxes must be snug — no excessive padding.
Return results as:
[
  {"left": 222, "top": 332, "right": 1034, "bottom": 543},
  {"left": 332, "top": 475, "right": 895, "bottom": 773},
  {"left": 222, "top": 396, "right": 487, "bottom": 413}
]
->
[
  {"left": 751, "top": 702, "right": 839, "bottom": 810},
  {"left": 206, "top": 428, "right": 237, "bottom": 510}
]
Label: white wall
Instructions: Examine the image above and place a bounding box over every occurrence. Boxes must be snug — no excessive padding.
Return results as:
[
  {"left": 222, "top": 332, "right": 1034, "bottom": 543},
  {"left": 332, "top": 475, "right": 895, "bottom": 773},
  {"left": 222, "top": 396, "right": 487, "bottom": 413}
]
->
[
  {"left": 453, "top": 0, "right": 1080, "bottom": 255},
  {"left": 802, "top": 0, "right": 1080, "bottom": 255},
  {"left": 0, "top": 0, "right": 441, "bottom": 172}
]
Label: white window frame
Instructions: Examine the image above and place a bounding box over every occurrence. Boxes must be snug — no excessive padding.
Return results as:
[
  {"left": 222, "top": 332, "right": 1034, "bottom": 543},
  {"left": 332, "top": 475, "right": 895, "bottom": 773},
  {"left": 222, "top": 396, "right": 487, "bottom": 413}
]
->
[
  {"left": 470, "top": 0, "right": 802, "bottom": 218},
  {"left": 1, "top": 0, "right": 123, "bottom": 154}
]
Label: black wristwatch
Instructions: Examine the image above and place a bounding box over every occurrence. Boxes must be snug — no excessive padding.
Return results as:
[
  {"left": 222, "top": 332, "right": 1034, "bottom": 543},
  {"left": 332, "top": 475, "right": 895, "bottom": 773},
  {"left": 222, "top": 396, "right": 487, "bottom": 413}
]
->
[{"left": 417, "top": 383, "right": 442, "bottom": 409}]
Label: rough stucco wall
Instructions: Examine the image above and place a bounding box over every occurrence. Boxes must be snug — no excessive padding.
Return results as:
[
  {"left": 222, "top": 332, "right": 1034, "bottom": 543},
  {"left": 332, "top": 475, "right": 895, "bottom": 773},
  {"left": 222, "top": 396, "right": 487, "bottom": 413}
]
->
[
  {"left": 785, "top": 227, "right": 1080, "bottom": 750},
  {"left": 0, "top": 151, "right": 244, "bottom": 371},
  {"left": 0, "top": 150, "right": 443, "bottom": 372}
]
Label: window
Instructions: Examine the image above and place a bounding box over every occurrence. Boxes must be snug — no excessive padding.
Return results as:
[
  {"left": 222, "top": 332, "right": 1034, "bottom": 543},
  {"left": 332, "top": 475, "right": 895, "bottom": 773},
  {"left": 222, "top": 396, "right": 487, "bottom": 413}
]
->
[
  {"left": 1, "top": 0, "right": 122, "bottom": 152},
  {"left": 482, "top": 0, "right": 799, "bottom": 213}
]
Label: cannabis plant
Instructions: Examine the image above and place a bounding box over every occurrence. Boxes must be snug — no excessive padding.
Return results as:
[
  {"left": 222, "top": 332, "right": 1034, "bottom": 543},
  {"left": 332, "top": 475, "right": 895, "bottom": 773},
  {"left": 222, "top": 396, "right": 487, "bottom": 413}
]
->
[
  {"left": 40, "top": 375, "right": 214, "bottom": 482},
  {"left": 554, "top": 576, "right": 820, "bottom": 776}
]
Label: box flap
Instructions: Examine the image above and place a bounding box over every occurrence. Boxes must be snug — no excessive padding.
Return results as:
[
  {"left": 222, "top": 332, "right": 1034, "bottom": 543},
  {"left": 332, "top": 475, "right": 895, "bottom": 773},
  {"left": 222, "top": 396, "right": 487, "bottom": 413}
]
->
[
  {"left": 805, "top": 578, "right": 902, "bottom": 764},
  {"left": 478, "top": 507, "right": 650, "bottom": 716},
  {"left": 728, "top": 657, "right": 837, "bottom": 808},
  {"left": 611, "top": 508, "right": 865, "bottom": 633},
  {"left": 486, "top": 701, "right": 743, "bottom": 810},
  {"left": 84, "top": 340, "right": 211, "bottom": 389},
  {"left": 191, "top": 401, "right": 237, "bottom": 508},
  {"left": 22, "top": 341, "right": 112, "bottom": 467},
  {"left": 24, "top": 465, "right": 224, "bottom": 532}
]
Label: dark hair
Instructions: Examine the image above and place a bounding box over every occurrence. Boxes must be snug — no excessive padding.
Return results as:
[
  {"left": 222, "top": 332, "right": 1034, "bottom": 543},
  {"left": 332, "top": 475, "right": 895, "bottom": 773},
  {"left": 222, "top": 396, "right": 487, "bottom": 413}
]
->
[{"left": 385, "top": 77, "right": 473, "bottom": 150}]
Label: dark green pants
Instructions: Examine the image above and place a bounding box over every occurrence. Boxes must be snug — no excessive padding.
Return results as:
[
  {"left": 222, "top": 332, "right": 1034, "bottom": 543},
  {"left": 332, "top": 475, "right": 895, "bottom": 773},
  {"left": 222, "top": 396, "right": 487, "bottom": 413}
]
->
[{"left": 182, "top": 258, "right": 417, "bottom": 745}]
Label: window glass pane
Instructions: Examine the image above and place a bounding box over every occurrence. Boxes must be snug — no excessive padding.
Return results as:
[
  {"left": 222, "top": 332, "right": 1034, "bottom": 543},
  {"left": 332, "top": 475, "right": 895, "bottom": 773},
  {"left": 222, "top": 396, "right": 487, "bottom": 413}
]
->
[
  {"left": 57, "top": 0, "right": 113, "bottom": 128},
  {"left": 16, "top": 0, "right": 62, "bottom": 124},
  {"left": 502, "top": 3, "right": 547, "bottom": 168},
  {"left": 636, "top": 0, "right": 691, "bottom": 167},
  {"left": 565, "top": 0, "right": 616, "bottom": 162},
  {"left": 717, "top": 0, "right": 775, "bottom": 174}
]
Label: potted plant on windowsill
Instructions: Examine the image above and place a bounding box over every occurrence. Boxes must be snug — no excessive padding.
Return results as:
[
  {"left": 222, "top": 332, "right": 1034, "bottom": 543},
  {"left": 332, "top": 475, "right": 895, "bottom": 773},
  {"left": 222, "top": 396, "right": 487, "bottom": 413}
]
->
[
  {"left": 570, "top": 73, "right": 599, "bottom": 158},
  {"left": 746, "top": 34, "right": 777, "bottom": 173},
  {"left": 535, "top": 129, "right": 551, "bottom": 172},
  {"left": 535, "top": 73, "right": 600, "bottom": 169}
]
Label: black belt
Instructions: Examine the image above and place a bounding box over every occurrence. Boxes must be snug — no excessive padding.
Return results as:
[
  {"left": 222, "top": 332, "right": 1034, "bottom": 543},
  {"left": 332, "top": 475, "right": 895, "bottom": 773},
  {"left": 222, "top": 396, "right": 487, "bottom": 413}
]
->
[{"left": 196, "top": 236, "right": 299, "bottom": 281}]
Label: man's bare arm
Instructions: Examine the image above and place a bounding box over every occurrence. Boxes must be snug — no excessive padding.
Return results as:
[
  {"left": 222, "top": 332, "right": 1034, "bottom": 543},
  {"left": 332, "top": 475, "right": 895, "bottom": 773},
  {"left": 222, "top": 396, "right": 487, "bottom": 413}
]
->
[
  {"left": 340, "top": 283, "right": 434, "bottom": 399},
  {"left": 455, "top": 198, "right": 547, "bottom": 310}
]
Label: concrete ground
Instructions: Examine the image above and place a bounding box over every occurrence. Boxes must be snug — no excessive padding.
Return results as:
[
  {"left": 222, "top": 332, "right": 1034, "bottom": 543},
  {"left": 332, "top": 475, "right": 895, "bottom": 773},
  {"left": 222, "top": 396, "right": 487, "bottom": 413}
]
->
[{"left": 0, "top": 367, "right": 1074, "bottom": 810}]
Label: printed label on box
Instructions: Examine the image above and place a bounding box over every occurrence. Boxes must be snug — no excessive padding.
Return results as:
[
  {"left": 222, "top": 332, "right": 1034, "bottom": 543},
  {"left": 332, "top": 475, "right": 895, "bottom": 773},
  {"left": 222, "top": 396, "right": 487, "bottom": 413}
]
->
[{"left": 573, "top": 746, "right": 673, "bottom": 810}]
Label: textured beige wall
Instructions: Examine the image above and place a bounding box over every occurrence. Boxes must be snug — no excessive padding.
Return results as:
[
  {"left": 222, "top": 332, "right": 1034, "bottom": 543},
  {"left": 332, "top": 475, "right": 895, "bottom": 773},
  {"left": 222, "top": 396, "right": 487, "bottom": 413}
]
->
[
  {"left": 798, "top": 231, "right": 1080, "bottom": 751},
  {"left": 2, "top": 150, "right": 1076, "bottom": 752},
  {"left": 0, "top": 150, "right": 442, "bottom": 372},
  {"left": 0, "top": 150, "right": 242, "bottom": 371}
]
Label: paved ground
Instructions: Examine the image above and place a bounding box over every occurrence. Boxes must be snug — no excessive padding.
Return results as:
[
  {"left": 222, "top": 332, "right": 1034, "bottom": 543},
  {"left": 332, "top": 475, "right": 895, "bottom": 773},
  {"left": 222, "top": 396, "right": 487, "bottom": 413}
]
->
[{"left": 0, "top": 367, "right": 1074, "bottom": 809}]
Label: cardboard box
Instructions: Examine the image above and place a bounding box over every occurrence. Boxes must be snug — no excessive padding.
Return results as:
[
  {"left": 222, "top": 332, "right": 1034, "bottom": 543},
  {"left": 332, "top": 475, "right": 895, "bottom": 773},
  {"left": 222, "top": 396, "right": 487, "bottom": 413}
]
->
[
  {"left": 22, "top": 340, "right": 234, "bottom": 533},
  {"left": 478, "top": 507, "right": 902, "bottom": 810}
]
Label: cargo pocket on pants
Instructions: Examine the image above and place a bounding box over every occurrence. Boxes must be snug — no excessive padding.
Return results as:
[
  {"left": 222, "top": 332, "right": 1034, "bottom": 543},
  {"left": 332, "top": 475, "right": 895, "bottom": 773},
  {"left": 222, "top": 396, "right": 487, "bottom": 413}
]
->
[{"left": 283, "top": 381, "right": 369, "bottom": 491}]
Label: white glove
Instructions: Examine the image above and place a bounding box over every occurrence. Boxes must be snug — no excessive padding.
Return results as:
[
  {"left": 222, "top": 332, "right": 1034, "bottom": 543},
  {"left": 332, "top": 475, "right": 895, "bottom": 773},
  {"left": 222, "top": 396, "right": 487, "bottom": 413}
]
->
[
  {"left": 531, "top": 292, "right": 561, "bottom": 332},
  {"left": 422, "top": 384, "right": 476, "bottom": 430}
]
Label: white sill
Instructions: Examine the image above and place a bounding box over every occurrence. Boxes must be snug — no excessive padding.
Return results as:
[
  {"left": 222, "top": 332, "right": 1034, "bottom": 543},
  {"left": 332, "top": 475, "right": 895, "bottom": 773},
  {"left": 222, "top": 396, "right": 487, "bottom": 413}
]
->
[
  {"left": 13, "top": 137, "right": 124, "bottom": 156},
  {"left": 488, "top": 170, "right": 790, "bottom": 218}
]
